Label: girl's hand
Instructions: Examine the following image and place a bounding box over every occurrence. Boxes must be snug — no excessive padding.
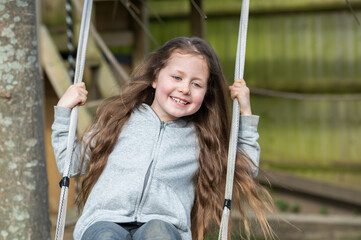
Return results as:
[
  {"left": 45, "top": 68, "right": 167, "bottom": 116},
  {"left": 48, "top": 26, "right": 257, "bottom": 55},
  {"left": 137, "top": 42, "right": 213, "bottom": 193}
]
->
[
  {"left": 229, "top": 79, "right": 252, "bottom": 115},
  {"left": 57, "top": 82, "right": 88, "bottom": 109}
]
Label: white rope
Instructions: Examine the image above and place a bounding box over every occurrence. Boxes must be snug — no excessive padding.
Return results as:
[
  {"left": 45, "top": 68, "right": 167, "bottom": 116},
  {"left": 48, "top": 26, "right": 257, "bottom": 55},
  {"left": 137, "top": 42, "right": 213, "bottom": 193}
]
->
[
  {"left": 71, "top": 0, "right": 130, "bottom": 86},
  {"left": 218, "top": 0, "right": 249, "bottom": 239},
  {"left": 54, "top": 0, "right": 93, "bottom": 239}
]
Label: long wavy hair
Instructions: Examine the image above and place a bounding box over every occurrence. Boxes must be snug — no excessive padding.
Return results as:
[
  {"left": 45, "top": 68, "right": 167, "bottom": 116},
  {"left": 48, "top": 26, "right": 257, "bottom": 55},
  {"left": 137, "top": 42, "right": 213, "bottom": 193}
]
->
[{"left": 77, "top": 37, "right": 274, "bottom": 239}]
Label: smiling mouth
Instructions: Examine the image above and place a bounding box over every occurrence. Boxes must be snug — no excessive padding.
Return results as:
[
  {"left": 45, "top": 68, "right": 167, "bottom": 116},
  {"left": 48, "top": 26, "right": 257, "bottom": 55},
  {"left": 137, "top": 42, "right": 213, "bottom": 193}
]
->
[{"left": 171, "top": 96, "right": 189, "bottom": 105}]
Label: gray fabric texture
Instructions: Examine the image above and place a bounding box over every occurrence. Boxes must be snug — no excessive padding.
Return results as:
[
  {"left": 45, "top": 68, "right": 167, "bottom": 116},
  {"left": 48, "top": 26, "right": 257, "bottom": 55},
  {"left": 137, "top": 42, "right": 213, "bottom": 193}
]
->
[{"left": 51, "top": 104, "right": 260, "bottom": 240}]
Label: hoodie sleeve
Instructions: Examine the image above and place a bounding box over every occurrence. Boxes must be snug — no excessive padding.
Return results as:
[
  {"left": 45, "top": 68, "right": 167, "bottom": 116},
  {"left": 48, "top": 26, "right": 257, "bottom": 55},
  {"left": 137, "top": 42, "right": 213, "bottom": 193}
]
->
[
  {"left": 237, "top": 115, "right": 260, "bottom": 177},
  {"left": 51, "top": 106, "right": 91, "bottom": 177}
]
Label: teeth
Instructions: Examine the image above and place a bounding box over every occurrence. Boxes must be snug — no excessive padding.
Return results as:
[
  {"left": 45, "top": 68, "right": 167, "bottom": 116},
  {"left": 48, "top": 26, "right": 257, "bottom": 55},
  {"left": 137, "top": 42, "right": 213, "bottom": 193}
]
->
[{"left": 171, "top": 97, "right": 187, "bottom": 105}]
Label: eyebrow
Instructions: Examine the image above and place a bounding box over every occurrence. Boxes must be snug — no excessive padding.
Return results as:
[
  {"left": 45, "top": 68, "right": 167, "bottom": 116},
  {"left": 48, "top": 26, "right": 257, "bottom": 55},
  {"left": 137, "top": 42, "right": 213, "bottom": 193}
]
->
[{"left": 174, "top": 69, "right": 186, "bottom": 75}]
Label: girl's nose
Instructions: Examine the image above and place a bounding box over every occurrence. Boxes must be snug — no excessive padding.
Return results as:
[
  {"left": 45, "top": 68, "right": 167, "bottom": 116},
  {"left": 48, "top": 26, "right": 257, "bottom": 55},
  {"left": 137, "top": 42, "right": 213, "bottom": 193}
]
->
[{"left": 178, "top": 82, "right": 190, "bottom": 95}]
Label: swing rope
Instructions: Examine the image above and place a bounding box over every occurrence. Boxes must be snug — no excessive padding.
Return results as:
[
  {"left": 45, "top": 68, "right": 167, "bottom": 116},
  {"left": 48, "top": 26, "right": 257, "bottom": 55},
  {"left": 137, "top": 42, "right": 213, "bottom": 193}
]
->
[
  {"left": 54, "top": 0, "right": 93, "bottom": 239},
  {"left": 218, "top": 0, "right": 250, "bottom": 239}
]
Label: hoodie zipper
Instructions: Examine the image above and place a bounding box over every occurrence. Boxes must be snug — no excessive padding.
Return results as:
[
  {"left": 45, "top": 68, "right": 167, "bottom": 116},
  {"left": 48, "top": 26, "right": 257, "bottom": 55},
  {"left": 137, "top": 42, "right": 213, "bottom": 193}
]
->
[{"left": 134, "top": 121, "right": 165, "bottom": 221}]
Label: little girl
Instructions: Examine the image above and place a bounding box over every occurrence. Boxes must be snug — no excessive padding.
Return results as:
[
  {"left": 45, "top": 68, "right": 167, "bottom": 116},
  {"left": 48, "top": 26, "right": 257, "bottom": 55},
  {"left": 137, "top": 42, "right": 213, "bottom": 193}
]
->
[{"left": 52, "top": 37, "right": 273, "bottom": 240}]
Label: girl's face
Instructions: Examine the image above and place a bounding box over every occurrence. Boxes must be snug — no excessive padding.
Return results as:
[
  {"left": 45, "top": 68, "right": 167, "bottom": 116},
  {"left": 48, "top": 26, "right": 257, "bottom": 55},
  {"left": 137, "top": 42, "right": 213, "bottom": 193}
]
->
[{"left": 151, "top": 51, "right": 209, "bottom": 122}]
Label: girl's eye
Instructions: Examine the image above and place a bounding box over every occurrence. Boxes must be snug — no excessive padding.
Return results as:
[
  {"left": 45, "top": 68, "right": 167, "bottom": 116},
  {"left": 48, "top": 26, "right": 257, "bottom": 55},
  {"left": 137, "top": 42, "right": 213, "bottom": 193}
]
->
[
  {"left": 192, "top": 82, "right": 201, "bottom": 88},
  {"left": 173, "top": 76, "right": 182, "bottom": 81}
]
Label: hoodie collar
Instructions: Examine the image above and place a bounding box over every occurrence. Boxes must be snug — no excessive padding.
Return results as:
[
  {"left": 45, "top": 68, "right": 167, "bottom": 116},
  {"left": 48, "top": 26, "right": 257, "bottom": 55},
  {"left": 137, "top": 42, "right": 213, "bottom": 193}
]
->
[{"left": 136, "top": 103, "right": 190, "bottom": 128}]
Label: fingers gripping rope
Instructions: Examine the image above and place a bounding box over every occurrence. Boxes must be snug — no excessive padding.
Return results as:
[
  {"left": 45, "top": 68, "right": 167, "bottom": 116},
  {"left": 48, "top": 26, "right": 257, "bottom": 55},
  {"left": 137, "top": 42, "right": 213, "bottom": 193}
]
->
[
  {"left": 218, "top": 1, "right": 250, "bottom": 240},
  {"left": 55, "top": 0, "right": 93, "bottom": 239}
]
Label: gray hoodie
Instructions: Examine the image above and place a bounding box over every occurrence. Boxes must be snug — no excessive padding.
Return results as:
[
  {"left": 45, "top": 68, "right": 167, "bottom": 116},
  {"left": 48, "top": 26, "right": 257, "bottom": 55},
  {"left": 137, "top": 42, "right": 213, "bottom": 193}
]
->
[{"left": 51, "top": 104, "right": 260, "bottom": 240}]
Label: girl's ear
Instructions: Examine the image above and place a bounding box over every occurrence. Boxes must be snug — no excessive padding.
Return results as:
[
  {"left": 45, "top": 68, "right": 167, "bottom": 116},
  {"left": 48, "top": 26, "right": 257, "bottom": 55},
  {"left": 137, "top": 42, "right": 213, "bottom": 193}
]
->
[
  {"left": 152, "top": 80, "right": 157, "bottom": 89},
  {"left": 152, "top": 69, "right": 161, "bottom": 88}
]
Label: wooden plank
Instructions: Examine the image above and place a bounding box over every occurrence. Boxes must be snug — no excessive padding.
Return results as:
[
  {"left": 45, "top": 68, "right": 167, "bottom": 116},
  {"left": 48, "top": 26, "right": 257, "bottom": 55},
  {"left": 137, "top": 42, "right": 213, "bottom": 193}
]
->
[
  {"left": 73, "top": 22, "right": 103, "bottom": 67},
  {"left": 257, "top": 169, "right": 361, "bottom": 207},
  {"left": 85, "top": 33, "right": 122, "bottom": 98},
  {"left": 71, "top": 0, "right": 130, "bottom": 87},
  {"left": 39, "top": 25, "right": 93, "bottom": 135},
  {"left": 261, "top": 161, "right": 361, "bottom": 172},
  {"left": 231, "top": 212, "right": 361, "bottom": 240},
  {"left": 98, "top": 31, "right": 134, "bottom": 47},
  {"left": 147, "top": 0, "right": 361, "bottom": 19},
  {"left": 39, "top": 26, "right": 72, "bottom": 97},
  {"left": 95, "top": 60, "right": 122, "bottom": 98},
  {"left": 132, "top": 0, "right": 149, "bottom": 68},
  {"left": 50, "top": 30, "right": 134, "bottom": 51},
  {"left": 90, "top": 26, "right": 131, "bottom": 87}
]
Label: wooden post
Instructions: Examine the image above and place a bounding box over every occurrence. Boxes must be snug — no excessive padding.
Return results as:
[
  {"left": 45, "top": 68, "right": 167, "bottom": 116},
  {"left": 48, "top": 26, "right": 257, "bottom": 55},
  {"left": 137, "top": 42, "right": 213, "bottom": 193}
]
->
[
  {"left": 132, "top": 0, "right": 149, "bottom": 68},
  {"left": 190, "top": 0, "right": 206, "bottom": 38}
]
